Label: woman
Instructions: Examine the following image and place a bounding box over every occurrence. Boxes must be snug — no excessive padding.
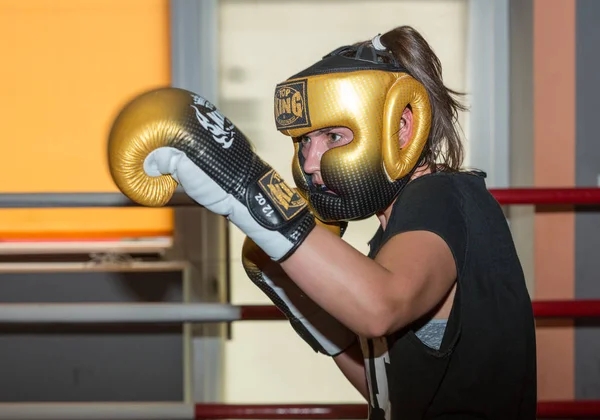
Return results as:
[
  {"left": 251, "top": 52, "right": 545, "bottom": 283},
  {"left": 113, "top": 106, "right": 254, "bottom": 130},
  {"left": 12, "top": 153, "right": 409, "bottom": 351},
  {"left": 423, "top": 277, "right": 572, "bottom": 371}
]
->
[
  {"left": 108, "top": 24, "right": 537, "bottom": 420},
  {"left": 271, "top": 25, "right": 537, "bottom": 419}
]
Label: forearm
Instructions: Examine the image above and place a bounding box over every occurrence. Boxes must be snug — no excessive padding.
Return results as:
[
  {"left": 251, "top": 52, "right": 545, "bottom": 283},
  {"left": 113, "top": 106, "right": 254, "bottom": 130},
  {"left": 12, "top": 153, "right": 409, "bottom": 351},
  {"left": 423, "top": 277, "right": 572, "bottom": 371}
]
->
[
  {"left": 333, "top": 340, "right": 368, "bottom": 400},
  {"left": 281, "top": 225, "right": 404, "bottom": 338}
]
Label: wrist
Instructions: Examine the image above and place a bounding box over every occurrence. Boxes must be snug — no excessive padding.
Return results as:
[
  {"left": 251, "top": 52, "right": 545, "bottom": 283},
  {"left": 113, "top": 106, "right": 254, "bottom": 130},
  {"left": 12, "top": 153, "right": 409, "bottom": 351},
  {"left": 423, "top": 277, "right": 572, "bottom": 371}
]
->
[{"left": 240, "top": 167, "right": 316, "bottom": 262}]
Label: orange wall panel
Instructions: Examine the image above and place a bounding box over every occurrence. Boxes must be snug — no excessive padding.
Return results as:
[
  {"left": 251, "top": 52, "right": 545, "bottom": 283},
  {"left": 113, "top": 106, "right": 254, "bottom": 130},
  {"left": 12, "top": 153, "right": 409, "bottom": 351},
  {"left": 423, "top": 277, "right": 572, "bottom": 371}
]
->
[
  {"left": 0, "top": 0, "right": 173, "bottom": 238},
  {"left": 533, "top": 0, "right": 576, "bottom": 401}
]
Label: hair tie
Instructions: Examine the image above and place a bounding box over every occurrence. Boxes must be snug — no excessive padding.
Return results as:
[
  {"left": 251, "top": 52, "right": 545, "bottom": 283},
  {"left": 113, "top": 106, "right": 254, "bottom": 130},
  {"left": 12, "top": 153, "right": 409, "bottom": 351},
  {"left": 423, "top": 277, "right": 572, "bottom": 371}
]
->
[{"left": 371, "top": 34, "right": 386, "bottom": 51}]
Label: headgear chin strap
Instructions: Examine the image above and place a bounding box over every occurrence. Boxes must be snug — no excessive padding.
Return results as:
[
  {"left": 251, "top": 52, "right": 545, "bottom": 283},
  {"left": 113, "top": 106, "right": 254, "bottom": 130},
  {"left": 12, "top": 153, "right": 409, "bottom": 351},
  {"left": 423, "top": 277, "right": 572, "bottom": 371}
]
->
[{"left": 273, "top": 40, "right": 432, "bottom": 222}]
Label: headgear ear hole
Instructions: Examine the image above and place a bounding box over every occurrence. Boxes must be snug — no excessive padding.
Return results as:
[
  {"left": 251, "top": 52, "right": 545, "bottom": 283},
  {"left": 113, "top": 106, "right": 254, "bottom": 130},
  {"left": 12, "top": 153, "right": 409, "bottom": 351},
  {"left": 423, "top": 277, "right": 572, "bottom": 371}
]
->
[{"left": 382, "top": 74, "right": 432, "bottom": 180}]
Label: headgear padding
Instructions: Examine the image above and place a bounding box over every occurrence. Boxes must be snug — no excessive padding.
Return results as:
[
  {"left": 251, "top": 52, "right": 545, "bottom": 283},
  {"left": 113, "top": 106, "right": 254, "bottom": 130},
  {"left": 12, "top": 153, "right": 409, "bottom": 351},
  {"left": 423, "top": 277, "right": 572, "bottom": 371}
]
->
[{"left": 274, "top": 43, "right": 431, "bottom": 222}]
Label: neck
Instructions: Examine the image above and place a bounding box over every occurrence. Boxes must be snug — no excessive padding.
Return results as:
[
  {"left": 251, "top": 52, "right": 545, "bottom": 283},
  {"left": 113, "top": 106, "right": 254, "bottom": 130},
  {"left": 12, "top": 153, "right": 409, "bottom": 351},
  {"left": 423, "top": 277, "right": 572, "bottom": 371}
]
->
[{"left": 376, "top": 164, "right": 432, "bottom": 230}]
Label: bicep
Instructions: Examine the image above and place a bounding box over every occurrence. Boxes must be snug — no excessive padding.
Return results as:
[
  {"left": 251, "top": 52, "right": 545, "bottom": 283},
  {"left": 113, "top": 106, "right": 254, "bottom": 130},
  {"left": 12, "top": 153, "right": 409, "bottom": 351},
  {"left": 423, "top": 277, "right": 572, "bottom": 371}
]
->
[{"left": 376, "top": 230, "right": 457, "bottom": 329}]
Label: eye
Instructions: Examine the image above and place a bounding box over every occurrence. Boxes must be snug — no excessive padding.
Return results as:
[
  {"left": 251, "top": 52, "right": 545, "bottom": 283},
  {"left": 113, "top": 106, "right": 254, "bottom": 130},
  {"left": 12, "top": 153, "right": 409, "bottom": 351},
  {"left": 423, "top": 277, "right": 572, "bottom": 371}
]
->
[
  {"left": 300, "top": 136, "right": 311, "bottom": 146},
  {"left": 328, "top": 132, "right": 342, "bottom": 143}
]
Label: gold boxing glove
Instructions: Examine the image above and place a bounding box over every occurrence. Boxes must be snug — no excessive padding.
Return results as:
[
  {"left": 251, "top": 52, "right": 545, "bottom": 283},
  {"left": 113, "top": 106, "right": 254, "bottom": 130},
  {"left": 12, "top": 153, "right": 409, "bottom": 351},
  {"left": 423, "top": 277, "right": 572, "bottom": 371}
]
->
[
  {"left": 242, "top": 218, "right": 356, "bottom": 356},
  {"left": 108, "top": 87, "right": 315, "bottom": 262}
]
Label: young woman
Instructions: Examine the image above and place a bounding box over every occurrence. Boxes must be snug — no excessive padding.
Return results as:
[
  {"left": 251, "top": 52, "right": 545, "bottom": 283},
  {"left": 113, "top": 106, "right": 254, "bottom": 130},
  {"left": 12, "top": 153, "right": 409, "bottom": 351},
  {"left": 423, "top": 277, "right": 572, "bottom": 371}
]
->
[
  {"left": 270, "top": 25, "right": 537, "bottom": 419},
  {"left": 109, "top": 24, "right": 537, "bottom": 420}
]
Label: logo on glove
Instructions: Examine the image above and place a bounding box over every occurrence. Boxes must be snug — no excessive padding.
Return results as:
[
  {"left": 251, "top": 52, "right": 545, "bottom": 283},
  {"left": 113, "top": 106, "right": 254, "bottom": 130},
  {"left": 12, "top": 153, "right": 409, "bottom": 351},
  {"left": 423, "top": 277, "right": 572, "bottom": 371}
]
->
[
  {"left": 190, "top": 94, "right": 235, "bottom": 149},
  {"left": 274, "top": 79, "right": 311, "bottom": 130},
  {"left": 258, "top": 169, "right": 306, "bottom": 221}
]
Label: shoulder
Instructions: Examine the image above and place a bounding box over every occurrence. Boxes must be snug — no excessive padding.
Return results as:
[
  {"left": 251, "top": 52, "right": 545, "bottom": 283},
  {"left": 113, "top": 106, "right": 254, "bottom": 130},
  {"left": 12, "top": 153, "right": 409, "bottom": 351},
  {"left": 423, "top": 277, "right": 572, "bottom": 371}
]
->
[
  {"left": 388, "top": 170, "right": 491, "bottom": 225},
  {"left": 375, "top": 171, "right": 480, "bottom": 268},
  {"left": 390, "top": 171, "right": 472, "bottom": 222},
  {"left": 396, "top": 170, "right": 485, "bottom": 206}
]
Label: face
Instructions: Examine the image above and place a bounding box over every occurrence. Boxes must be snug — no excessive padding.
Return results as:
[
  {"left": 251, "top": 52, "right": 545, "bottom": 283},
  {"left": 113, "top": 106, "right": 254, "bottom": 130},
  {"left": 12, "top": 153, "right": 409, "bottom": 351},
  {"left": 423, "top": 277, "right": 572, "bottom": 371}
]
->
[
  {"left": 277, "top": 67, "right": 431, "bottom": 222},
  {"left": 297, "top": 108, "right": 412, "bottom": 194},
  {"left": 298, "top": 126, "right": 354, "bottom": 194}
]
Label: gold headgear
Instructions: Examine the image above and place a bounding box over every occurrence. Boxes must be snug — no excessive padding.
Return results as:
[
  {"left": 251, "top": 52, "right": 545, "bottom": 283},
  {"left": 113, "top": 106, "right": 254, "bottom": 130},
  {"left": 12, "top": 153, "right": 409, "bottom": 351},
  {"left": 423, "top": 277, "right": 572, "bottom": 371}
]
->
[{"left": 274, "top": 42, "right": 431, "bottom": 222}]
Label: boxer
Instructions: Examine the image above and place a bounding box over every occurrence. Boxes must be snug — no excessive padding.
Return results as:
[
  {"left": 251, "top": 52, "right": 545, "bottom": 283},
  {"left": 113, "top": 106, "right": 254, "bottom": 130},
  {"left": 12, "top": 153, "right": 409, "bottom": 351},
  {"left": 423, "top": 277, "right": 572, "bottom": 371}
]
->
[{"left": 108, "top": 25, "right": 536, "bottom": 420}]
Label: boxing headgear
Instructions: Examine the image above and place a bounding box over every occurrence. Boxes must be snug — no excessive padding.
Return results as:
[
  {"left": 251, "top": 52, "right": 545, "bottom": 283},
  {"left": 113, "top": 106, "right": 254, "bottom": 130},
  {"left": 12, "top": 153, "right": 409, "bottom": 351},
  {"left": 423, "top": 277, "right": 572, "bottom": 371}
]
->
[{"left": 273, "top": 39, "right": 432, "bottom": 222}]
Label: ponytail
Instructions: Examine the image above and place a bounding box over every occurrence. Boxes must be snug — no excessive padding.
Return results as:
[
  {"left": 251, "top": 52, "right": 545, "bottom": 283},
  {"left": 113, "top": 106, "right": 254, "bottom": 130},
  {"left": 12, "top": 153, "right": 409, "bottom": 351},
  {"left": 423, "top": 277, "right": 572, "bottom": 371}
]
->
[{"left": 378, "top": 26, "right": 467, "bottom": 171}]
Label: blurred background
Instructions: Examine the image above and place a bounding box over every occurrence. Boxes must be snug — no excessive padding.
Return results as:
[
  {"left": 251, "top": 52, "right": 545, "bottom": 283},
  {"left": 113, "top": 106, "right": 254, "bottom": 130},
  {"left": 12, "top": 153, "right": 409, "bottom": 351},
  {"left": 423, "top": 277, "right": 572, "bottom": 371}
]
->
[{"left": 0, "top": 0, "right": 597, "bottom": 412}]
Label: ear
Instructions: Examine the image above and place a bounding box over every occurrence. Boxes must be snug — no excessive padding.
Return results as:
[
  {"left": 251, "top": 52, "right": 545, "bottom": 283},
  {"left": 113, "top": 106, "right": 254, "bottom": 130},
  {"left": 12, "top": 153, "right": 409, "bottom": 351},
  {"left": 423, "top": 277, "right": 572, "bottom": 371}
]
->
[
  {"left": 381, "top": 74, "right": 432, "bottom": 180},
  {"left": 399, "top": 107, "right": 413, "bottom": 148}
]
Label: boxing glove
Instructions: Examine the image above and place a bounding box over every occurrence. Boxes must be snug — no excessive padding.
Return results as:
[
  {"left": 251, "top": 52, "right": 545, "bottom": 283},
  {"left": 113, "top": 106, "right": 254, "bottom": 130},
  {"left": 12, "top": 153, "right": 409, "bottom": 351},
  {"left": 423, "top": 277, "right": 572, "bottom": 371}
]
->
[
  {"left": 108, "top": 87, "right": 315, "bottom": 262},
  {"left": 242, "top": 219, "right": 356, "bottom": 356}
]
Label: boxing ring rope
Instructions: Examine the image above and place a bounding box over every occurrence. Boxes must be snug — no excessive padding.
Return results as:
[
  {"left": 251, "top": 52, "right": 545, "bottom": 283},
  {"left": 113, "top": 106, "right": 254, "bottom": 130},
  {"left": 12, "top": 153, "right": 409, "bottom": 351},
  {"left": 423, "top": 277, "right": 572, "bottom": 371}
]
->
[
  {"left": 0, "top": 187, "right": 599, "bottom": 208},
  {"left": 0, "top": 303, "right": 240, "bottom": 324},
  {"left": 1, "top": 187, "right": 599, "bottom": 419},
  {"left": 0, "top": 192, "right": 195, "bottom": 208},
  {"left": 243, "top": 301, "right": 600, "bottom": 320},
  {"left": 0, "top": 301, "right": 597, "bottom": 324},
  {"left": 1, "top": 401, "right": 600, "bottom": 419},
  {"left": 489, "top": 187, "right": 600, "bottom": 205}
]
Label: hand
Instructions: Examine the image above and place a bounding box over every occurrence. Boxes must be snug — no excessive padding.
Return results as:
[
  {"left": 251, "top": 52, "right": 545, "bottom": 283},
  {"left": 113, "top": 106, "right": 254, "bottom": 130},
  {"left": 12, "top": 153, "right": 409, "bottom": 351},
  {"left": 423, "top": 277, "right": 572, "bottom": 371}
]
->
[
  {"left": 242, "top": 218, "right": 356, "bottom": 356},
  {"left": 108, "top": 87, "right": 316, "bottom": 262}
]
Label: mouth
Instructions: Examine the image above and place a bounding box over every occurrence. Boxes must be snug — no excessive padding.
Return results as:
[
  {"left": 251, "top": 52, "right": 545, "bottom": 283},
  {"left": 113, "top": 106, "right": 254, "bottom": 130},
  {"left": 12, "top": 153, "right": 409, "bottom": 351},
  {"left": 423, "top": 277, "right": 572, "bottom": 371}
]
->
[{"left": 311, "top": 183, "right": 337, "bottom": 195}]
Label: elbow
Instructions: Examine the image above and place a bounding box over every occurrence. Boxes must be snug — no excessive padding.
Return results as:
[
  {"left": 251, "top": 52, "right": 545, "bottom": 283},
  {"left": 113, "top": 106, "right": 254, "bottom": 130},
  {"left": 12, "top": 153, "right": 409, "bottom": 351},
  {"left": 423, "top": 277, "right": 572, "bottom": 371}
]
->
[
  {"left": 360, "top": 321, "right": 390, "bottom": 339},
  {"left": 357, "top": 299, "right": 412, "bottom": 339}
]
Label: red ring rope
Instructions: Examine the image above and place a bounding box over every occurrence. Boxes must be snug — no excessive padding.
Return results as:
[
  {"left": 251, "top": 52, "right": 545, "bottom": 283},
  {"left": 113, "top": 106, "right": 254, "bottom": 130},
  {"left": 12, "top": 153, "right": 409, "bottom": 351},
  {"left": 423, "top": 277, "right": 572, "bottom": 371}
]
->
[
  {"left": 239, "top": 300, "right": 600, "bottom": 321},
  {"left": 192, "top": 401, "right": 600, "bottom": 419},
  {"left": 194, "top": 403, "right": 367, "bottom": 419},
  {"left": 533, "top": 300, "right": 600, "bottom": 318},
  {"left": 537, "top": 400, "right": 600, "bottom": 418},
  {"left": 489, "top": 187, "right": 600, "bottom": 205}
]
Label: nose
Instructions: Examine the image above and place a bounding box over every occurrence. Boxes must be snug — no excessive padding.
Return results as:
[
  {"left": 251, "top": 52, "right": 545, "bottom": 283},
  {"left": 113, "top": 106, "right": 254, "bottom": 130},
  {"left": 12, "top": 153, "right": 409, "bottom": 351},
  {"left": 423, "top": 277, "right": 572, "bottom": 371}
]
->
[{"left": 302, "top": 138, "right": 328, "bottom": 175}]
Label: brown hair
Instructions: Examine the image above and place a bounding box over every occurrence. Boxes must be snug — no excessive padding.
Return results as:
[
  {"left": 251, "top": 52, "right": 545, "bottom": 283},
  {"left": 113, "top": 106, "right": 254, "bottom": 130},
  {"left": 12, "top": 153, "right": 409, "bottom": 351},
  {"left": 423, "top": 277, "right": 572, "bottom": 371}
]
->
[{"left": 378, "top": 26, "right": 467, "bottom": 172}]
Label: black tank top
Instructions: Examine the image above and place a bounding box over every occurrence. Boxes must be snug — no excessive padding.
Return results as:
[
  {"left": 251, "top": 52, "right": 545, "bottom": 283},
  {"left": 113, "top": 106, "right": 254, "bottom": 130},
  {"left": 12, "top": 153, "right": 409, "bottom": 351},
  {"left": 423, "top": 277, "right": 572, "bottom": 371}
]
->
[{"left": 364, "top": 171, "right": 537, "bottom": 420}]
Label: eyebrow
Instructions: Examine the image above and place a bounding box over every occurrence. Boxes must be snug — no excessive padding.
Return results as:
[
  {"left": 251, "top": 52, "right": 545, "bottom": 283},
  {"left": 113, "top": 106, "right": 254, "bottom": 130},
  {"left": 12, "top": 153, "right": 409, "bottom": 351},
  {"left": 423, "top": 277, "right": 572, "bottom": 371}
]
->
[{"left": 311, "top": 127, "right": 344, "bottom": 135}]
